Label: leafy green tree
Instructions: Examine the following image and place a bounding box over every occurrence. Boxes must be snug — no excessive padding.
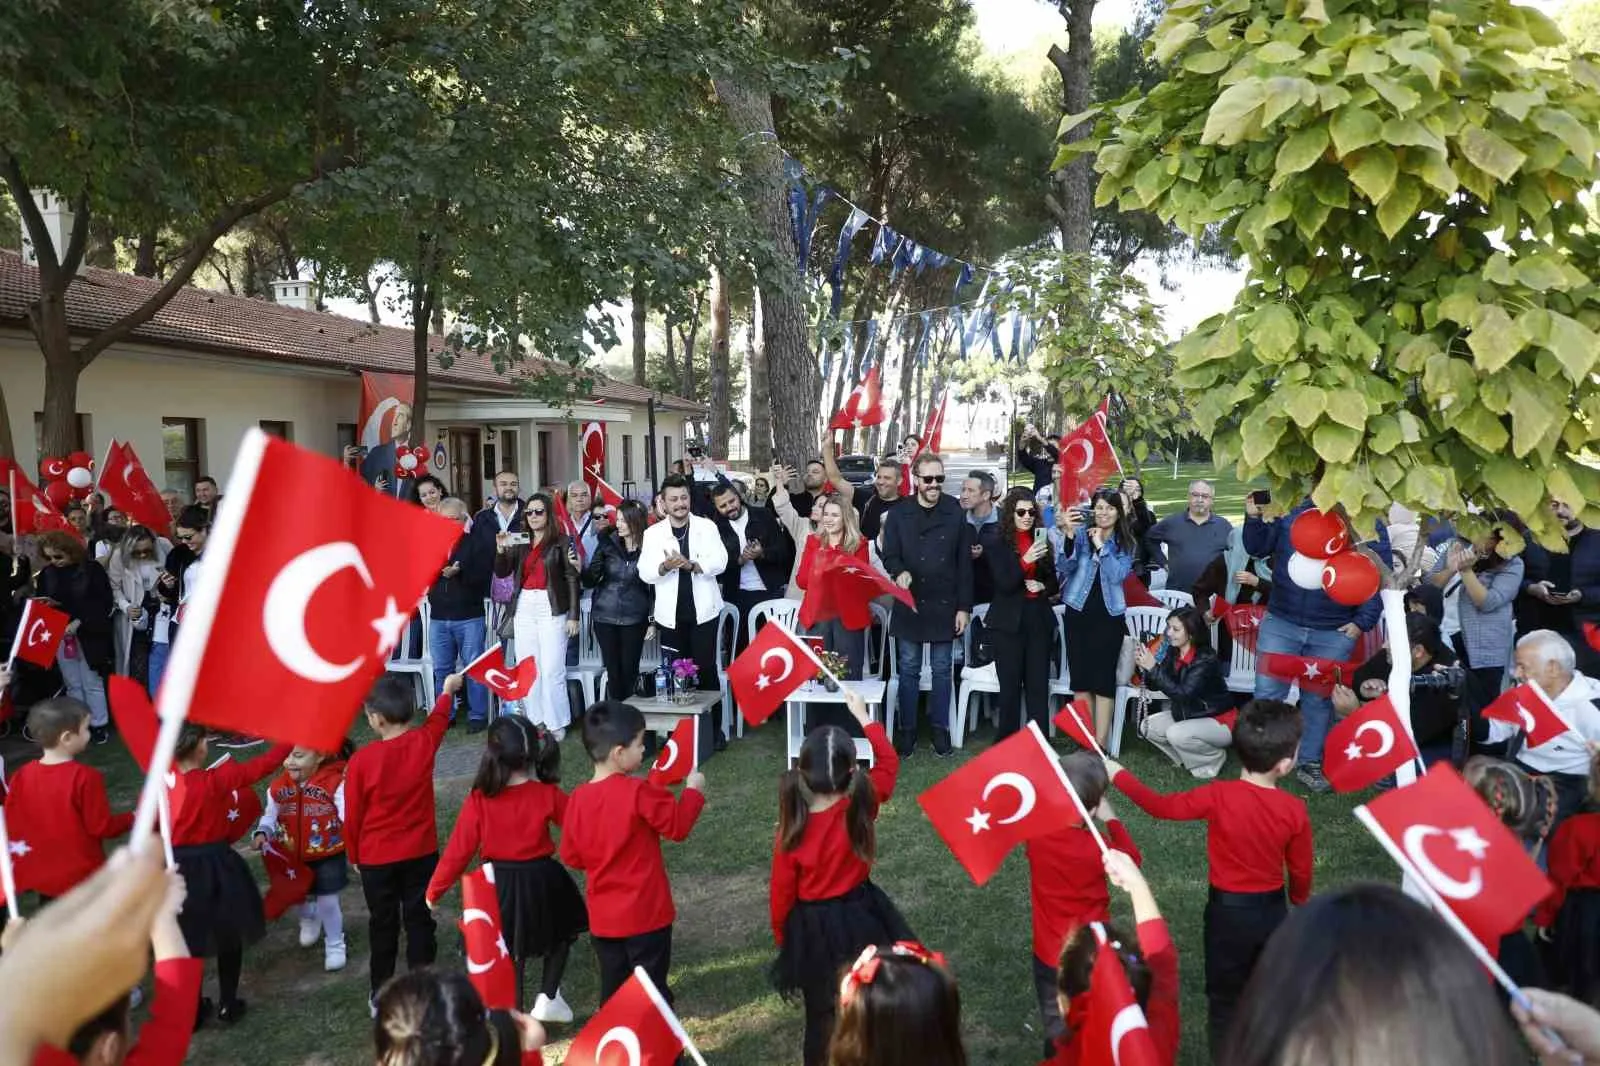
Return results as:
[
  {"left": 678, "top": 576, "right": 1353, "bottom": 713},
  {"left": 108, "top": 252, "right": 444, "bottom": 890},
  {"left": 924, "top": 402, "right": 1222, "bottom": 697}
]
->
[{"left": 1081, "top": 0, "right": 1600, "bottom": 545}]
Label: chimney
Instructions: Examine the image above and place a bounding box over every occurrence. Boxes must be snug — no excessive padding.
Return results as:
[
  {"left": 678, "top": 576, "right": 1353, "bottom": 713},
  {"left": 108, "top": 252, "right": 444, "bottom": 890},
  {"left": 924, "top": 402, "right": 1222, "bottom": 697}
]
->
[
  {"left": 20, "top": 190, "right": 78, "bottom": 271},
  {"left": 269, "top": 278, "right": 318, "bottom": 312}
]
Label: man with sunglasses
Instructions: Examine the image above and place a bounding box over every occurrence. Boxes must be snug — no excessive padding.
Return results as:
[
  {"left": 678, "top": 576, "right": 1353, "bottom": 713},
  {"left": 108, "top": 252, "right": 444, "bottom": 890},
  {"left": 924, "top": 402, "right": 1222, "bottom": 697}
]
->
[{"left": 880, "top": 453, "right": 973, "bottom": 758}]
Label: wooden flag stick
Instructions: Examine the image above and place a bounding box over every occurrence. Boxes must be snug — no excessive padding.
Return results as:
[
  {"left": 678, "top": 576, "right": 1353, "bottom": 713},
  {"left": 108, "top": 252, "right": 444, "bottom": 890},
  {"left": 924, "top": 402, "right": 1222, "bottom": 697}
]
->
[
  {"left": 1028, "top": 721, "right": 1108, "bottom": 856},
  {"left": 778, "top": 621, "right": 843, "bottom": 689},
  {"left": 0, "top": 808, "right": 19, "bottom": 921},
  {"left": 1062, "top": 699, "right": 1106, "bottom": 760}
]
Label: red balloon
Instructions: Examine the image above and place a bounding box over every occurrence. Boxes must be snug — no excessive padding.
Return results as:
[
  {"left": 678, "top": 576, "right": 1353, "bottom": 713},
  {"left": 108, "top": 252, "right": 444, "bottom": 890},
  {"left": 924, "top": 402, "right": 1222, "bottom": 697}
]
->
[
  {"left": 43, "top": 479, "right": 72, "bottom": 508},
  {"left": 40, "top": 455, "right": 67, "bottom": 480},
  {"left": 65, "top": 450, "right": 93, "bottom": 471},
  {"left": 1322, "top": 550, "right": 1380, "bottom": 605},
  {"left": 1290, "top": 509, "right": 1349, "bottom": 559}
]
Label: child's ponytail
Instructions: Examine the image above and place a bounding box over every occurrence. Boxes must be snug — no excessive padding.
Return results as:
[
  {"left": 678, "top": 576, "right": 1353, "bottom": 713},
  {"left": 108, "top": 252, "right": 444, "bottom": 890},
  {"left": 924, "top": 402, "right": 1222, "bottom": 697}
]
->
[
  {"left": 777, "top": 768, "right": 810, "bottom": 853},
  {"left": 844, "top": 759, "right": 878, "bottom": 864},
  {"left": 472, "top": 717, "right": 539, "bottom": 798}
]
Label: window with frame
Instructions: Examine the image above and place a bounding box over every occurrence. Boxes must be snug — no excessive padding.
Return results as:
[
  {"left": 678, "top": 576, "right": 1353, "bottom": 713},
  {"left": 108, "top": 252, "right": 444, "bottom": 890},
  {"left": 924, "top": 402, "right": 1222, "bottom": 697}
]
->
[
  {"left": 259, "top": 420, "right": 293, "bottom": 440},
  {"left": 622, "top": 434, "right": 634, "bottom": 481},
  {"left": 162, "top": 418, "right": 201, "bottom": 494}
]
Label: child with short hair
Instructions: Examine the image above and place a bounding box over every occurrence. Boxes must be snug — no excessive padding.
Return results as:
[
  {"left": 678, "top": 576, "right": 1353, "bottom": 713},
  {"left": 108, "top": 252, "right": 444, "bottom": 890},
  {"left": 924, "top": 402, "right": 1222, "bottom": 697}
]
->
[
  {"left": 1105, "top": 697, "right": 1312, "bottom": 1060},
  {"left": 426, "top": 716, "right": 588, "bottom": 1024},
  {"left": 3, "top": 698, "right": 132, "bottom": 903},
  {"left": 168, "top": 724, "right": 292, "bottom": 1027},
  {"left": 252, "top": 740, "right": 354, "bottom": 973},
  {"left": 1024, "top": 752, "right": 1141, "bottom": 1060},
  {"left": 345, "top": 673, "right": 459, "bottom": 1014},
  {"left": 560, "top": 700, "right": 705, "bottom": 1005},
  {"left": 1043, "top": 850, "right": 1177, "bottom": 1066},
  {"left": 1537, "top": 750, "right": 1600, "bottom": 1005},
  {"left": 373, "top": 968, "right": 547, "bottom": 1066},
  {"left": 828, "top": 941, "right": 965, "bottom": 1066},
  {"left": 770, "top": 692, "right": 911, "bottom": 1066}
]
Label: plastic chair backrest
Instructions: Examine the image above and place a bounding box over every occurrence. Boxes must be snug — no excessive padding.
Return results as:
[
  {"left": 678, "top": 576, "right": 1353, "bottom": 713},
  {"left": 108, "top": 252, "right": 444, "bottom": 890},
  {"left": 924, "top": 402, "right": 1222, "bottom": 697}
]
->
[
  {"left": 1123, "top": 606, "right": 1169, "bottom": 643},
  {"left": 1154, "top": 589, "right": 1194, "bottom": 611}
]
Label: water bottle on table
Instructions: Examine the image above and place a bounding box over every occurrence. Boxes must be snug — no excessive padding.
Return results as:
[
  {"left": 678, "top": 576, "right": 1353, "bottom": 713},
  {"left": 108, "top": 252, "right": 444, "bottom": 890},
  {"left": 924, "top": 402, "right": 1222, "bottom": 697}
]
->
[{"left": 655, "top": 662, "right": 671, "bottom": 701}]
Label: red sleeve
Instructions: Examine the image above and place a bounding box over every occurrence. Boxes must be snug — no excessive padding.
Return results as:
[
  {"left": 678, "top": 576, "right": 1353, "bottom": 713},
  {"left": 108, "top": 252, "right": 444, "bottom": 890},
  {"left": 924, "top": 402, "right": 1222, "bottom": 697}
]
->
[
  {"left": 1286, "top": 807, "right": 1314, "bottom": 906},
  {"left": 124, "top": 957, "right": 202, "bottom": 1066},
  {"left": 551, "top": 787, "right": 569, "bottom": 828},
  {"left": 427, "top": 792, "right": 482, "bottom": 904},
  {"left": 558, "top": 792, "right": 587, "bottom": 871},
  {"left": 79, "top": 768, "right": 133, "bottom": 841},
  {"left": 863, "top": 723, "right": 899, "bottom": 805},
  {"left": 1538, "top": 820, "right": 1580, "bottom": 927},
  {"left": 636, "top": 780, "right": 706, "bottom": 842},
  {"left": 1104, "top": 818, "right": 1141, "bottom": 868},
  {"left": 769, "top": 832, "right": 799, "bottom": 946},
  {"left": 343, "top": 755, "right": 366, "bottom": 866},
  {"left": 1135, "top": 919, "right": 1180, "bottom": 1064},
  {"left": 218, "top": 744, "right": 293, "bottom": 791},
  {"left": 422, "top": 692, "right": 453, "bottom": 750},
  {"left": 1113, "top": 772, "right": 1214, "bottom": 822}
]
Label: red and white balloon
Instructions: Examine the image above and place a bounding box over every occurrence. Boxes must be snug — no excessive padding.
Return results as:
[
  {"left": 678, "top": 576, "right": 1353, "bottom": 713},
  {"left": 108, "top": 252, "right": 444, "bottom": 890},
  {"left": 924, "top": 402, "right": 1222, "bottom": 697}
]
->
[
  {"left": 1285, "top": 551, "right": 1329, "bottom": 591},
  {"left": 1322, "top": 550, "right": 1381, "bottom": 605},
  {"left": 395, "top": 445, "right": 430, "bottom": 479},
  {"left": 1289, "top": 509, "right": 1349, "bottom": 559}
]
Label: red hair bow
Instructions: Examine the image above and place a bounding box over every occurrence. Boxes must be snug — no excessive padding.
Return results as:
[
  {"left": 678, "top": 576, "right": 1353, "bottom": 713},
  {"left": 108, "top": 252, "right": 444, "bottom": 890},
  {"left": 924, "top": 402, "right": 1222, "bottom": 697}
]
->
[{"left": 838, "top": 941, "right": 948, "bottom": 1005}]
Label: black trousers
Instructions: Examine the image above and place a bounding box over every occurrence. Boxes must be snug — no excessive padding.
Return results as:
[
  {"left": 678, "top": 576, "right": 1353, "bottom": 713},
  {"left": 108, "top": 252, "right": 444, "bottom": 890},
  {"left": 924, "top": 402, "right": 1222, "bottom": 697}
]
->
[
  {"left": 995, "top": 602, "right": 1055, "bottom": 740},
  {"left": 360, "top": 852, "right": 439, "bottom": 993},
  {"left": 1204, "top": 887, "right": 1287, "bottom": 1061},
  {"left": 594, "top": 621, "right": 648, "bottom": 701},
  {"left": 1032, "top": 953, "right": 1065, "bottom": 1062},
  {"left": 593, "top": 924, "right": 673, "bottom": 1006},
  {"left": 661, "top": 616, "right": 718, "bottom": 693}
]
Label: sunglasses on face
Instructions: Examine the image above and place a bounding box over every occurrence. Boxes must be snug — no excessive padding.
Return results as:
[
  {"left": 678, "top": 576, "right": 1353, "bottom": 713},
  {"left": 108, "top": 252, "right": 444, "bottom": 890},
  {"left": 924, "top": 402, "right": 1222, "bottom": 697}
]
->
[
  {"left": 1014, "top": 507, "right": 1036, "bottom": 517},
  {"left": 176, "top": 532, "right": 200, "bottom": 543},
  {"left": 528, "top": 508, "right": 547, "bottom": 517},
  {"left": 920, "top": 475, "right": 945, "bottom": 485}
]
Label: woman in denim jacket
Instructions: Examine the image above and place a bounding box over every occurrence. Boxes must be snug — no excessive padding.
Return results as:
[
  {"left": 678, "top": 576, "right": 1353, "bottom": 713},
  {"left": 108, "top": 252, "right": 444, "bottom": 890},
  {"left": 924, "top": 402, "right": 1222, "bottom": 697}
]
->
[{"left": 1057, "top": 489, "right": 1136, "bottom": 747}]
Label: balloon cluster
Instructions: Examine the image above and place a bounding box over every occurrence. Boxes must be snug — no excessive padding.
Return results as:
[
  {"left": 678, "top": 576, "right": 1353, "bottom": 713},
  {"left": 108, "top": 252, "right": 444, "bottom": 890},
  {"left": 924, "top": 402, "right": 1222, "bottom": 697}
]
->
[
  {"left": 1285, "top": 509, "right": 1381, "bottom": 606},
  {"left": 394, "top": 445, "right": 430, "bottom": 479},
  {"left": 38, "top": 451, "right": 96, "bottom": 509}
]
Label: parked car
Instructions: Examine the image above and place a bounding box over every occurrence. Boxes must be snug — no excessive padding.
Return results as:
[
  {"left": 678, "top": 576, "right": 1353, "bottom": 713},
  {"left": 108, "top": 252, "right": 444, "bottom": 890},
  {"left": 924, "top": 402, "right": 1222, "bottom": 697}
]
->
[{"left": 834, "top": 453, "right": 876, "bottom": 486}]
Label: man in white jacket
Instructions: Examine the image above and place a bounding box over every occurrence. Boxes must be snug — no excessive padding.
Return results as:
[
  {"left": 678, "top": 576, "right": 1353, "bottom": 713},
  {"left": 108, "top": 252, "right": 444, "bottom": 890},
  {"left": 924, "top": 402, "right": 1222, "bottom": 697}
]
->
[{"left": 639, "top": 474, "right": 728, "bottom": 707}]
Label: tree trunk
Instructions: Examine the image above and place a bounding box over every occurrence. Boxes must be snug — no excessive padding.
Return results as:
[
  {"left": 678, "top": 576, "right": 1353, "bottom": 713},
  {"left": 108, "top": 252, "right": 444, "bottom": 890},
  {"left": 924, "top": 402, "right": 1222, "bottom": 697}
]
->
[
  {"left": 715, "top": 73, "right": 817, "bottom": 469},
  {"left": 133, "top": 230, "right": 159, "bottom": 278},
  {"left": 708, "top": 265, "right": 731, "bottom": 458},
  {"left": 411, "top": 282, "right": 435, "bottom": 442},
  {"left": 361, "top": 270, "right": 383, "bottom": 324},
  {"left": 631, "top": 268, "right": 648, "bottom": 387},
  {"left": 39, "top": 349, "right": 82, "bottom": 457},
  {"left": 678, "top": 291, "right": 702, "bottom": 402},
  {"left": 1048, "top": 1, "right": 1096, "bottom": 255},
  {"left": 748, "top": 286, "right": 773, "bottom": 468},
  {"left": 663, "top": 314, "right": 678, "bottom": 384}
]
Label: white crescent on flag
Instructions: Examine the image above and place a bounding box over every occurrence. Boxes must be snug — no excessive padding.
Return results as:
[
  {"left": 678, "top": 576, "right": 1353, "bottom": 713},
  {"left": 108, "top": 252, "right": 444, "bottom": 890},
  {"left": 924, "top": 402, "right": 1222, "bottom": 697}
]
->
[
  {"left": 1067, "top": 437, "right": 1095, "bottom": 473},
  {"left": 460, "top": 908, "right": 500, "bottom": 975},
  {"left": 263, "top": 542, "right": 375, "bottom": 684},
  {"left": 485, "top": 668, "right": 514, "bottom": 690},
  {"left": 25, "top": 619, "right": 47, "bottom": 647},
  {"left": 980, "top": 772, "right": 1037, "bottom": 826},
  {"left": 1514, "top": 701, "right": 1538, "bottom": 734},
  {"left": 1110, "top": 1004, "right": 1151, "bottom": 1066},
  {"left": 655, "top": 738, "right": 680, "bottom": 774},
  {"left": 1401, "top": 824, "right": 1484, "bottom": 901},
  {"left": 595, "top": 1027, "right": 643, "bottom": 1066},
  {"left": 759, "top": 646, "right": 796, "bottom": 686},
  {"left": 1353, "top": 720, "right": 1394, "bottom": 759}
]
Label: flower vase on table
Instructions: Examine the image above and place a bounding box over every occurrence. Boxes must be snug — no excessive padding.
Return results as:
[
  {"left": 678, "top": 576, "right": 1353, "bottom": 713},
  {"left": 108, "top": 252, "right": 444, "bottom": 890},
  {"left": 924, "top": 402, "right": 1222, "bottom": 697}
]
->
[
  {"left": 812, "top": 651, "right": 849, "bottom": 693},
  {"left": 669, "top": 658, "right": 699, "bottom": 705}
]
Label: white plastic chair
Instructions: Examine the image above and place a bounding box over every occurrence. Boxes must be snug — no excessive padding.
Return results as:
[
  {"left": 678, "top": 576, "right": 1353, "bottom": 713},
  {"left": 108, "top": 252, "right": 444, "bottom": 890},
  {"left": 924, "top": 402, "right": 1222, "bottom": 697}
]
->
[
  {"left": 1048, "top": 605, "right": 1073, "bottom": 735},
  {"left": 739, "top": 598, "right": 802, "bottom": 736},
  {"left": 1110, "top": 606, "right": 1170, "bottom": 757},
  {"left": 1223, "top": 628, "right": 1258, "bottom": 696},
  {"left": 571, "top": 604, "right": 605, "bottom": 708},
  {"left": 1154, "top": 589, "right": 1193, "bottom": 612},
  {"left": 885, "top": 630, "right": 957, "bottom": 739},
  {"left": 388, "top": 598, "right": 436, "bottom": 709},
  {"left": 952, "top": 605, "right": 999, "bottom": 748},
  {"left": 716, "top": 603, "right": 741, "bottom": 740},
  {"left": 866, "top": 601, "right": 891, "bottom": 678}
]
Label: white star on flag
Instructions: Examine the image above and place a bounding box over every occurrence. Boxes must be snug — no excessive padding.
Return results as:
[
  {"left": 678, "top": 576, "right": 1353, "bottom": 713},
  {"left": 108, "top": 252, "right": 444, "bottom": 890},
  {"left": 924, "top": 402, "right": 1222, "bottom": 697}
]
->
[
  {"left": 1302, "top": 662, "right": 1322, "bottom": 679},
  {"left": 965, "top": 808, "right": 992, "bottom": 834},
  {"left": 1345, "top": 742, "right": 1364, "bottom": 761},
  {"left": 1451, "top": 826, "right": 1489, "bottom": 861},
  {"left": 227, "top": 808, "right": 239, "bottom": 821},
  {"left": 9, "top": 840, "right": 30, "bottom": 858},
  {"left": 755, "top": 674, "right": 772, "bottom": 690},
  {"left": 842, "top": 567, "right": 861, "bottom": 574},
  {"left": 284, "top": 867, "right": 297, "bottom": 879},
  {"left": 370, "top": 596, "right": 411, "bottom": 655}
]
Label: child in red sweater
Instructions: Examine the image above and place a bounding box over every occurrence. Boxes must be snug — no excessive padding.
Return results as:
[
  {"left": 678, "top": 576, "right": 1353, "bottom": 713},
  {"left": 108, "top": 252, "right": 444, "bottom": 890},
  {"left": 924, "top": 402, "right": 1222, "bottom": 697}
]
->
[
  {"left": 561, "top": 700, "right": 705, "bottom": 1006},
  {"left": 252, "top": 741, "right": 352, "bottom": 973},
  {"left": 1041, "top": 850, "right": 1178, "bottom": 1066},
  {"left": 344, "top": 673, "right": 458, "bottom": 1012},
  {"left": 1106, "top": 698, "right": 1311, "bottom": 1061},
  {"left": 770, "top": 691, "right": 911, "bottom": 1066},
  {"left": 167, "top": 724, "right": 292, "bottom": 1028},
  {"left": 1538, "top": 751, "right": 1600, "bottom": 1005},
  {"left": 427, "top": 716, "right": 588, "bottom": 1024},
  {"left": 1024, "top": 752, "right": 1141, "bottom": 1061},
  {"left": 3, "top": 698, "right": 132, "bottom": 904}
]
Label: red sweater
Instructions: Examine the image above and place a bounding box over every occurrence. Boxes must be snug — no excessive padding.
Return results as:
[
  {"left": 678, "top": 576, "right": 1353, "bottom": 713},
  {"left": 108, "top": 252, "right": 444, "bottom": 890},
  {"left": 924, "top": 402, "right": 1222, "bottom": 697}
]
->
[
  {"left": 1024, "top": 818, "right": 1140, "bottom": 964},
  {"left": 1115, "top": 772, "right": 1313, "bottom": 903},
  {"left": 169, "top": 745, "right": 290, "bottom": 847},
  {"left": 30, "top": 957, "right": 202, "bottom": 1066},
  {"left": 1041, "top": 918, "right": 1180, "bottom": 1066},
  {"left": 427, "top": 781, "right": 569, "bottom": 904},
  {"left": 1537, "top": 811, "right": 1600, "bottom": 927},
  {"left": 3, "top": 760, "right": 132, "bottom": 897},
  {"left": 560, "top": 772, "right": 705, "bottom": 938},
  {"left": 345, "top": 694, "right": 452, "bottom": 866},
  {"left": 770, "top": 723, "right": 898, "bottom": 943}
]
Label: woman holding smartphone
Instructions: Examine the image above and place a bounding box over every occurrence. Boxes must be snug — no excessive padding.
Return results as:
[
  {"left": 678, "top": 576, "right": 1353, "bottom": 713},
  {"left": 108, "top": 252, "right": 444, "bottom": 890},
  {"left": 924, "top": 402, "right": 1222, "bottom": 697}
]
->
[
  {"left": 986, "top": 489, "right": 1059, "bottom": 738},
  {"left": 1057, "top": 489, "right": 1137, "bottom": 747}
]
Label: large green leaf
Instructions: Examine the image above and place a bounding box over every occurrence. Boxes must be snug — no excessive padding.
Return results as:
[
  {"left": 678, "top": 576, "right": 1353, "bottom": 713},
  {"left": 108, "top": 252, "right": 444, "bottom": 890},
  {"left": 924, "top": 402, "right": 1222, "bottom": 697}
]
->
[
  {"left": 1251, "top": 303, "right": 1300, "bottom": 361},
  {"left": 1329, "top": 105, "right": 1382, "bottom": 157},
  {"left": 1458, "top": 127, "right": 1527, "bottom": 183},
  {"left": 1376, "top": 177, "right": 1421, "bottom": 239},
  {"left": 1311, "top": 421, "right": 1361, "bottom": 463},
  {"left": 1467, "top": 304, "right": 1525, "bottom": 373},
  {"left": 1202, "top": 80, "right": 1268, "bottom": 145},
  {"left": 1274, "top": 125, "right": 1330, "bottom": 180},
  {"left": 1532, "top": 108, "right": 1595, "bottom": 161},
  {"left": 1506, "top": 372, "right": 1561, "bottom": 458},
  {"left": 1152, "top": 19, "right": 1201, "bottom": 64},
  {"left": 1455, "top": 402, "right": 1510, "bottom": 453},
  {"left": 1540, "top": 310, "right": 1600, "bottom": 383},
  {"left": 1183, "top": 50, "right": 1233, "bottom": 75},
  {"left": 1483, "top": 456, "right": 1541, "bottom": 515},
  {"left": 1347, "top": 146, "right": 1398, "bottom": 203},
  {"left": 1324, "top": 388, "right": 1368, "bottom": 430},
  {"left": 1240, "top": 416, "right": 1288, "bottom": 466},
  {"left": 1284, "top": 384, "right": 1327, "bottom": 428},
  {"left": 1365, "top": 73, "right": 1421, "bottom": 113}
]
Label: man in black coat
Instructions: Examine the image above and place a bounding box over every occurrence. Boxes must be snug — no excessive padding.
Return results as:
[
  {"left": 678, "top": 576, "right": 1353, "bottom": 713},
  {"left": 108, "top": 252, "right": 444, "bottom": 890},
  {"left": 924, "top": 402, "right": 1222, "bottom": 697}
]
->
[
  {"left": 881, "top": 452, "right": 973, "bottom": 758},
  {"left": 709, "top": 480, "right": 793, "bottom": 652}
]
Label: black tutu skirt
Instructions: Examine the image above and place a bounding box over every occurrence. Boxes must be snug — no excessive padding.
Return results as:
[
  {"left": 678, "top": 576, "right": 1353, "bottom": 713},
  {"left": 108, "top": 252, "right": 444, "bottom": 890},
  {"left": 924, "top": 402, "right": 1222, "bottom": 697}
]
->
[
  {"left": 770, "top": 880, "right": 914, "bottom": 999},
  {"left": 491, "top": 857, "right": 588, "bottom": 960},
  {"left": 174, "top": 842, "right": 266, "bottom": 957},
  {"left": 1552, "top": 888, "right": 1600, "bottom": 1002}
]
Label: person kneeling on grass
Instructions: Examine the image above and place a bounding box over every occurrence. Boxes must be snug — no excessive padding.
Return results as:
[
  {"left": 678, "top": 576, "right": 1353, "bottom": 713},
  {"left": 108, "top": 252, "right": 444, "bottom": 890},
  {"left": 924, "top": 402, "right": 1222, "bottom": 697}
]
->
[{"left": 1134, "top": 606, "right": 1234, "bottom": 779}]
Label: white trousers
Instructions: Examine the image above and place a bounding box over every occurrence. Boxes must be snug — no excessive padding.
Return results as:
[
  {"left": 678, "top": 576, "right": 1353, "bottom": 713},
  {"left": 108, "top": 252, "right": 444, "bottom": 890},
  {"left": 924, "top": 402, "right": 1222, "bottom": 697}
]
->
[
  {"left": 512, "top": 592, "right": 571, "bottom": 731},
  {"left": 1143, "top": 710, "right": 1232, "bottom": 778},
  {"left": 58, "top": 650, "right": 109, "bottom": 727}
]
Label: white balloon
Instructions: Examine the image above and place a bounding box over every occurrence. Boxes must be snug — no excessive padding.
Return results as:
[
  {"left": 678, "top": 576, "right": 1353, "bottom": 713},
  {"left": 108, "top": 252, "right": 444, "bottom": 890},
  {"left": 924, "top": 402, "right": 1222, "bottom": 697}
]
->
[
  {"left": 399, "top": 453, "right": 418, "bottom": 471},
  {"left": 1286, "top": 551, "right": 1328, "bottom": 591},
  {"left": 66, "top": 467, "right": 91, "bottom": 488}
]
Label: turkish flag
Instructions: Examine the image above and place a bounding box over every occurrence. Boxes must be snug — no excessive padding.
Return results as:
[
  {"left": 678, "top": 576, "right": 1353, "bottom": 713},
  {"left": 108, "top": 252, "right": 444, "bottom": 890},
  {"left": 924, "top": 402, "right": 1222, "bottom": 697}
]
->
[
  {"left": 554, "top": 492, "right": 585, "bottom": 565},
  {"left": 97, "top": 440, "right": 172, "bottom": 536},
  {"left": 1357, "top": 764, "right": 1551, "bottom": 950},
  {"left": 460, "top": 865, "right": 518, "bottom": 1010},
  {"left": 798, "top": 547, "right": 914, "bottom": 630},
  {"left": 918, "top": 722, "right": 1081, "bottom": 885},
  {"left": 261, "top": 841, "right": 314, "bottom": 920},
  {"left": 1057, "top": 412, "right": 1120, "bottom": 508},
  {"left": 580, "top": 422, "right": 606, "bottom": 497},
  {"left": 464, "top": 643, "right": 537, "bottom": 701},
  {"left": 1077, "top": 937, "right": 1162, "bottom": 1066},
  {"left": 224, "top": 785, "right": 263, "bottom": 844},
  {"left": 829, "top": 367, "right": 886, "bottom": 430},
  {"left": 1121, "top": 576, "right": 1163, "bottom": 609},
  {"left": 566, "top": 967, "right": 690, "bottom": 1066},
  {"left": 1322, "top": 694, "right": 1420, "bottom": 793},
  {"left": 1482, "top": 683, "right": 1571, "bottom": 749},
  {"left": 1257, "top": 651, "right": 1359, "bottom": 698},
  {"left": 7, "top": 598, "right": 69, "bottom": 668},
  {"left": 590, "top": 471, "right": 625, "bottom": 509},
  {"left": 728, "top": 622, "right": 817, "bottom": 728},
  {"left": 108, "top": 675, "right": 160, "bottom": 772},
  {"left": 918, "top": 391, "right": 948, "bottom": 456},
  {"left": 1213, "top": 600, "right": 1267, "bottom": 654},
  {"left": 4, "top": 465, "right": 76, "bottom": 541},
  {"left": 647, "top": 716, "right": 697, "bottom": 787},
  {"left": 157, "top": 429, "right": 463, "bottom": 751},
  {"left": 1052, "top": 697, "right": 1100, "bottom": 752}
]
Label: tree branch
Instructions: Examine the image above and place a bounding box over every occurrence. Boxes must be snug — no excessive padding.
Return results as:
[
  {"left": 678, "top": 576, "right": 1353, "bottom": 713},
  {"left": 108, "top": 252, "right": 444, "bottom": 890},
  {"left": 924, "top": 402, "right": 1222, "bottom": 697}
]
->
[{"left": 3, "top": 154, "right": 56, "bottom": 274}]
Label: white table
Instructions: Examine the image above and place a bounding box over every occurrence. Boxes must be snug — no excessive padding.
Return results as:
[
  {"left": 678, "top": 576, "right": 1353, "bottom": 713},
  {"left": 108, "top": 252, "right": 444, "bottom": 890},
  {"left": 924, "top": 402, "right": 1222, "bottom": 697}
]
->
[
  {"left": 625, "top": 690, "right": 722, "bottom": 765},
  {"left": 783, "top": 679, "right": 887, "bottom": 766}
]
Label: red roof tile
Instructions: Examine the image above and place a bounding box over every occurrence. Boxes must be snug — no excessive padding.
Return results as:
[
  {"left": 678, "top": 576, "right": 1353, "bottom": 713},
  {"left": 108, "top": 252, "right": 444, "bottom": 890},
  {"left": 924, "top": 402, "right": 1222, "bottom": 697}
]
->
[{"left": 0, "top": 251, "right": 706, "bottom": 414}]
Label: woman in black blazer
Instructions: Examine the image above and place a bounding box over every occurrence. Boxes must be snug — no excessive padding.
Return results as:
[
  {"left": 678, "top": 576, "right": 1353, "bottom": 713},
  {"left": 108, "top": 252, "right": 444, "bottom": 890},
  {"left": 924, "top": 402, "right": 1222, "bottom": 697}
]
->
[{"left": 987, "top": 488, "right": 1060, "bottom": 739}]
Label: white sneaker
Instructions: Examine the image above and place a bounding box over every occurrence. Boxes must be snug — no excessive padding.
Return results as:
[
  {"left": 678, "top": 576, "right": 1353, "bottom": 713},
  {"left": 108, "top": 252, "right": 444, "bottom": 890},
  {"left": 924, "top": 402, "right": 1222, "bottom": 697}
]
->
[
  {"left": 531, "top": 991, "right": 573, "bottom": 1024},
  {"left": 324, "top": 937, "right": 347, "bottom": 972},
  {"left": 298, "top": 914, "right": 322, "bottom": 948}
]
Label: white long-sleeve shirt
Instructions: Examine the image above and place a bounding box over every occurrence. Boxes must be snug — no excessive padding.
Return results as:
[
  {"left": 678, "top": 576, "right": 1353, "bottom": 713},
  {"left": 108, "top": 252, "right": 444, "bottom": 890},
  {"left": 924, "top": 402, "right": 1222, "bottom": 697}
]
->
[{"left": 1518, "top": 672, "right": 1600, "bottom": 776}]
